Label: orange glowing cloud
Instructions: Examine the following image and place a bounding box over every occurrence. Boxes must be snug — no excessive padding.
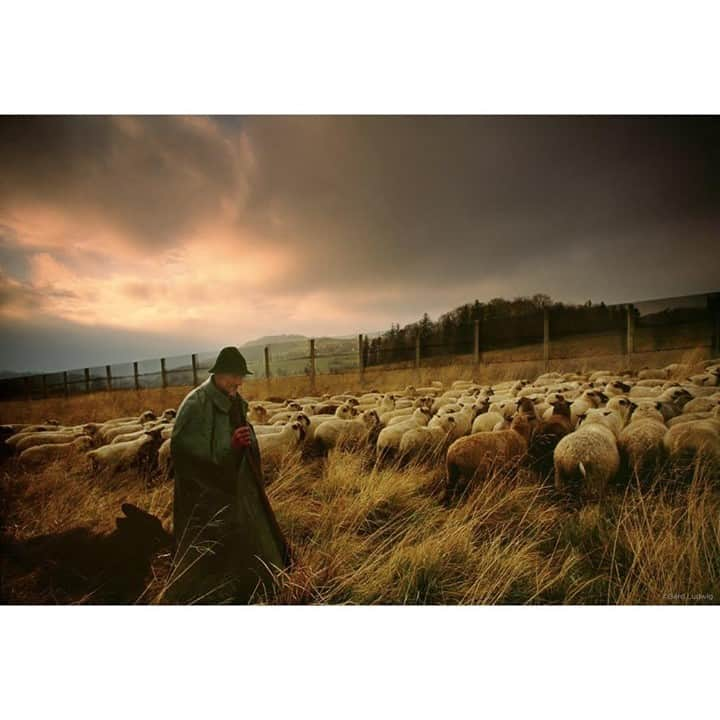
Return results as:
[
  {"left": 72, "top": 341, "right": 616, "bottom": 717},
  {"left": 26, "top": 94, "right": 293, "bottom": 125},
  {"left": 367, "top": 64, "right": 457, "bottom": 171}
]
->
[{"left": 6, "top": 213, "right": 297, "bottom": 336}]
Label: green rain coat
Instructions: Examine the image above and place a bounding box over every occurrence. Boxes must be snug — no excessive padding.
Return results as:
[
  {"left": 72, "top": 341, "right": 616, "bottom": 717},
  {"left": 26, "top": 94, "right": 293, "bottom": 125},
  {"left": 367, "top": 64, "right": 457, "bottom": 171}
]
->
[{"left": 169, "top": 375, "right": 288, "bottom": 603}]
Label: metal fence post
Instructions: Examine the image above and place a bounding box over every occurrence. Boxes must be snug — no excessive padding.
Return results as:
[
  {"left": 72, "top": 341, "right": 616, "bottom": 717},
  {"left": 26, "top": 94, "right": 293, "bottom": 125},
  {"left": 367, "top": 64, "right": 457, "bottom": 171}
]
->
[
  {"left": 415, "top": 330, "right": 421, "bottom": 369},
  {"left": 543, "top": 307, "right": 550, "bottom": 371},
  {"left": 161, "top": 358, "right": 168, "bottom": 388},
  {"left": 24, "top": 376, "right": 31, "bottom": 401},
  {"left": 84, "top": 368, "right": 90, "bottom": 393},
  {"left": 106, "top": 365, "right": 112, "bottom": 392},
  {"left": 473, "top": 319, "right": 480, "bottom": 365},
  {"left": 41, "top": 374, "right": 48, "bottom": 399},
  {"left": 191, "top": 353, "right": 199, "bottom": 387},
  {"left": 309, "top": 338, "right": 316, "bottom": 391},
  {"left": 62, "top": 371, "right": 69, "bottom": 398},
  {"left": 133, "top": 362, "right": 140, "bottom": 390},
  {"left": 626, "top": 304, "right": 635, "bottom": 360},
  {"left": 264, "top": 346, "right": 271, "bottom": 390}
]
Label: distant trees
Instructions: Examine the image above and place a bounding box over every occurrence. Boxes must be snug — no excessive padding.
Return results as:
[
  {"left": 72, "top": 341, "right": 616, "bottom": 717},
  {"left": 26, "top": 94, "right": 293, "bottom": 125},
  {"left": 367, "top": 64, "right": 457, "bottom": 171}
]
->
[{"left": 364, "top": 295, "right": 633, "bottom": 367}]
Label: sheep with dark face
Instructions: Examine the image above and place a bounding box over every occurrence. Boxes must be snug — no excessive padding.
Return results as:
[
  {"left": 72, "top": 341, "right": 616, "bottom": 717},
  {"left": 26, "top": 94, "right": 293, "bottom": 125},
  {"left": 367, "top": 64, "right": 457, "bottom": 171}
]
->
[
  {"left": 570, "top": 389, "right": 608, "bottom": 426},
  {"left": 604, "top": 380, "right": 632, "bottom": 397},
  {"left": 529, "top": 398, "right": 573, "bottom": 475},
  {"left": 257, "top": 421, "right": 306, "bottom": 467}
]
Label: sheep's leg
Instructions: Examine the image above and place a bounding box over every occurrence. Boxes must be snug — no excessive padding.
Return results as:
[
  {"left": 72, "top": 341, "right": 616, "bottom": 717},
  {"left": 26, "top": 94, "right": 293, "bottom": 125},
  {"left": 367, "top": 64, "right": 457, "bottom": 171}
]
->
[{"left": 443, "top": 462, "right": 462, "bottom": 506}]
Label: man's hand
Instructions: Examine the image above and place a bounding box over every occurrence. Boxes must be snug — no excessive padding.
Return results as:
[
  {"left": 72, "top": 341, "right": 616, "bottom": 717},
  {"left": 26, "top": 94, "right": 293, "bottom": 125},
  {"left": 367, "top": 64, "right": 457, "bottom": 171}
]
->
[{"left": 231, "top": 426, "right": 252, "bottom": 451}]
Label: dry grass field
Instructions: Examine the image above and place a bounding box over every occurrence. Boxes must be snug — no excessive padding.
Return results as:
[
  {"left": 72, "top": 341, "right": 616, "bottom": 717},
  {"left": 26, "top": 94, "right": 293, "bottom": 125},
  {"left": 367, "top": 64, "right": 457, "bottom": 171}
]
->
[{"left": 1, "top": 347, "right": 719, "bottom": 605}]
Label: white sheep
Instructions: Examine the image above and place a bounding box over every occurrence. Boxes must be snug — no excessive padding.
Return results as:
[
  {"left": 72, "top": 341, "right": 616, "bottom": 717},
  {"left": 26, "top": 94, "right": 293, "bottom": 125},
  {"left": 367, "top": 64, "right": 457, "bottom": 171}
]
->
[
  {"left": 314, "top": 410, "right": 381, "bottom": 451},
  {"left": 570, "top": 389, "right": 607, "bottom": 426},
  {"left": 554, "top": 415, "right": 620, "bottom": 499},
  {"left": 399, "top": 414, "right": 457, "bottom": 460},
  {"left": 619, "top": 405, "right": 667, "bottom": 478},
  {"left": 111, "top": 422, "right": 172, "bottom": 445},
  {"left": 376, "top": 407, "right": 432, "bottom": 457},
  {"left": 604, "top": 396, "right": 635, "bottom": 427},
  {"left": 682, "top": 395, "right": 720, "bottom": 415},
  {"left": 663, "top": 408, "right": 720, "bottom": 469},
  {"left": 471, "top": 410, "right": 505, "bottom": 433},
  {"left": 18, "top": 436, "right": 94, "bottom": 467},
  {"left": 86, "top": 429, "right": 164, "bottom": 473},
  {"left": 158, "top": 438, "right": 172, "bottom": 479},
  {"left": 14, "top": 430, "right": 91, "bottom": 453},
  {"left": 257, "top": 421, "right": 306, "bottom": 466}
]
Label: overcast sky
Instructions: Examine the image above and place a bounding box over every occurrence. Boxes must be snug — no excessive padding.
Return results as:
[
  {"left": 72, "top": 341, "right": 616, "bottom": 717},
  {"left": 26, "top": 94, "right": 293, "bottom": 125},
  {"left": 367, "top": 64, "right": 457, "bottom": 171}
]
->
[{"left": 1, "top": 115, "right": 719, "bottom": 373}]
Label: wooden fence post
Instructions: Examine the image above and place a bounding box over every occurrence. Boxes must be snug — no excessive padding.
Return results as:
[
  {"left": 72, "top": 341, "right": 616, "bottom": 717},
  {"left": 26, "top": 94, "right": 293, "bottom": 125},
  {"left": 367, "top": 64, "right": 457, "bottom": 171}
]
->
[
  {"left": 160, "top": 358, "right": 168, "bottom": 388},
  {"left": 133, "top": 362, "right": 140, "bottom": 390},
  {"left": 41, "top": 374, "right": 48, "bottom": 399},
  {"left": 358, "top": 333, "right": 365, "bottom": 379},
  {"left": 62, "top": 371, "right": 69, "bottom": 398},
  {"left": 106, "top": 365, "right": 112, "bottom": 392},
  {"left": 711, "top": 295, "right": 720, "bottom": 355},
  {"left": 264, "top": 346, "right": 271, "bottom": 390},
  {"left": 309, "top": 338, "right": 316, "bottom": 391},
  {"left": 473, "top": 319, "right": 480, "bottom": 365},
  {"left": 191, "top": 354, "right": 199, "bottom": 387},
  {"left": 626, "top": 304, "right": 635, "bottom": 360},
  {"left": 84, "top": 368, "right": 90, "bottom": 393},
  {"left": 543, "top": 307, "right": 550, "bottom": 371},
  {"left": 415, "top": 331, "right": 421, "bottom": 369}
]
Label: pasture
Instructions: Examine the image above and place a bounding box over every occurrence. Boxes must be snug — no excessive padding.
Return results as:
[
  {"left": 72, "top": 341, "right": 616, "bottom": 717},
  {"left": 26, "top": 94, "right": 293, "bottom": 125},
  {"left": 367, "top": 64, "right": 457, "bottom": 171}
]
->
[{"left": 1, "top": 348, "right": 719, "bottom": 605}]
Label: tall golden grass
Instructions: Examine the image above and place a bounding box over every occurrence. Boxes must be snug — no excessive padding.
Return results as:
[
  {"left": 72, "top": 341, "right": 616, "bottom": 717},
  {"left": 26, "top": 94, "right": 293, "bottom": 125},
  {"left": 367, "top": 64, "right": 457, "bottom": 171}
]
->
[{"left": 1, "top": 348, "right": 718, "bottom": 604}]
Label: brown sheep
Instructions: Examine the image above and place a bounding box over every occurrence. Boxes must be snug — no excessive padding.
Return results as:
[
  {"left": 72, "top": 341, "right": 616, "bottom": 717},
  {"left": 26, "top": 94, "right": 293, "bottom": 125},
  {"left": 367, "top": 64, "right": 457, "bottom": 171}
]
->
[
  {"left": 444, "top": 414, "right": 533, "bottom": 502},
  {"left": 528, "top": 398, "right": 573, "bottom": 476}
]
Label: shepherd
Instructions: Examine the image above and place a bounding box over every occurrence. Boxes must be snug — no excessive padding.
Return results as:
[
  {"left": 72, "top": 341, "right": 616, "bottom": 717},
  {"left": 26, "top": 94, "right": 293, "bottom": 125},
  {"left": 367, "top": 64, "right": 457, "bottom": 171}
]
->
[{"left": 167, "top": 346, "right": 291, "bottom": 603}]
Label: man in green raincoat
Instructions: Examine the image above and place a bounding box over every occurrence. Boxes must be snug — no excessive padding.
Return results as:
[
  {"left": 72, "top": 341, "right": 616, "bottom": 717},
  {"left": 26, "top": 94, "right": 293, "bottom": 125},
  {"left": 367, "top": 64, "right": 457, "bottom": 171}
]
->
[{"left": 167, "top": 346, "right": 291, "bottom": 603}]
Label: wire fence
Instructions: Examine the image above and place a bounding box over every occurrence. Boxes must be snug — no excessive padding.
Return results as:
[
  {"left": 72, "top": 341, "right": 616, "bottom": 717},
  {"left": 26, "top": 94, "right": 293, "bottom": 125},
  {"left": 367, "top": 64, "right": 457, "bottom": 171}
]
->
[{"left": 1, "top": 292, "right": 718, "bottom": 401}]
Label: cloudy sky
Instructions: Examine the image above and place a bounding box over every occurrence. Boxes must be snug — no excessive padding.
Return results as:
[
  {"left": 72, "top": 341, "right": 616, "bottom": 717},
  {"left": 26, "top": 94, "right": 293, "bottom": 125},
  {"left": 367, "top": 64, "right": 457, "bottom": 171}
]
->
[{"left": 1, "top": 115, "right": 719, "bottom": 373}]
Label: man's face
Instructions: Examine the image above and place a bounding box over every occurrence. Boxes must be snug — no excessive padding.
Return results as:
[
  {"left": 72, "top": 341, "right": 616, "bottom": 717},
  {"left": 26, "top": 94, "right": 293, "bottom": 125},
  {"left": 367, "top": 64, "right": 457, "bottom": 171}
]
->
[{"left": 215, "top": 373, "right": 245, "bottom": 394}]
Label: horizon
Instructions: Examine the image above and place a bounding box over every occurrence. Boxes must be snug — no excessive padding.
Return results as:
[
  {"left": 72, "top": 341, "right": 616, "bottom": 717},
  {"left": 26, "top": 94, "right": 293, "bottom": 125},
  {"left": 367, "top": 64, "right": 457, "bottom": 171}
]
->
[
  {"left": 2, "top": 116, "right": 719, "bottom": 373},
  {"left": 2, "top": 287, "right": 717, "bottom": 377}
]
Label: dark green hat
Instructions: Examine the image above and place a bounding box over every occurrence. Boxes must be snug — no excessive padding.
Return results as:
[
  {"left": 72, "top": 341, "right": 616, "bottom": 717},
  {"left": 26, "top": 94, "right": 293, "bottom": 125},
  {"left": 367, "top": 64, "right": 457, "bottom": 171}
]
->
[{"left": 209, "top": 346, "right": 253, "bottom": 375}]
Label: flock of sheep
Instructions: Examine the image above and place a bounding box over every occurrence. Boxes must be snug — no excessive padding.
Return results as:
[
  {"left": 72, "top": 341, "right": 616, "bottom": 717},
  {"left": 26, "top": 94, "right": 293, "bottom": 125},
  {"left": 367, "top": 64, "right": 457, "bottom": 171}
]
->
[{"left": 1, "top": 359, "right": 719, "bottom": 502}]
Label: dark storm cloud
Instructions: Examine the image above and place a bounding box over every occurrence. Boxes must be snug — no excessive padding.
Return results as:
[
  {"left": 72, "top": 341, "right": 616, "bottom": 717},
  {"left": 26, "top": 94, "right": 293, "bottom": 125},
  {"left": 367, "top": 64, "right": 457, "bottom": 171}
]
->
[
  {"left": 0, "top": 115, "right": 249, "bottom": 247},
  {"left": 237, "top": 116, "right": 720, "bottom": 298},
  {"left": 1, "top": 115, "right": 718, "bottom": 301}
]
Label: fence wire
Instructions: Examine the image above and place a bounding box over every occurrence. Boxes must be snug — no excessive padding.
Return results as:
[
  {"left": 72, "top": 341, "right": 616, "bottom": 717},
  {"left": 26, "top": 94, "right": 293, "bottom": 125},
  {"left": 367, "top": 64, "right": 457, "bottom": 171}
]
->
[{"left": 1, "top": 292, "right": 718, "bottom": 402}]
